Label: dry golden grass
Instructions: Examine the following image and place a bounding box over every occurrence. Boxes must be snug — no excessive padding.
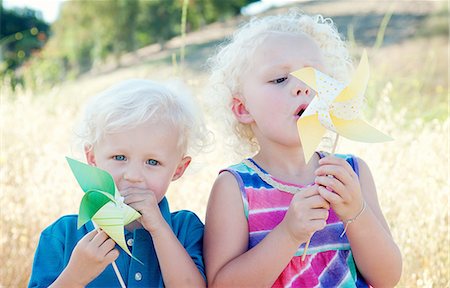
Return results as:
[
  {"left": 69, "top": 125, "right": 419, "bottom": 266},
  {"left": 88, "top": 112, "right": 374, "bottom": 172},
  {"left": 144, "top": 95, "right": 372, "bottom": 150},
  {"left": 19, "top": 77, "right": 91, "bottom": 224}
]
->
[{"left": 1, "top": 19, "right": 448, "bottom": 288}]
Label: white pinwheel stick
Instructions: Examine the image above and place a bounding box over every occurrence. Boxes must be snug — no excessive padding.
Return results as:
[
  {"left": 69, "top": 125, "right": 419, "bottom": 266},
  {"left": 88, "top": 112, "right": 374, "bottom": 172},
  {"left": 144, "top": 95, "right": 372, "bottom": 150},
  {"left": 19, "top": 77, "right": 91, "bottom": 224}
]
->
[
  {"left": 301, "top": 134, "right": 339, "bottom": 261},
  {"left": 92, "top": 222, "right": 126, "bottom": 288}
]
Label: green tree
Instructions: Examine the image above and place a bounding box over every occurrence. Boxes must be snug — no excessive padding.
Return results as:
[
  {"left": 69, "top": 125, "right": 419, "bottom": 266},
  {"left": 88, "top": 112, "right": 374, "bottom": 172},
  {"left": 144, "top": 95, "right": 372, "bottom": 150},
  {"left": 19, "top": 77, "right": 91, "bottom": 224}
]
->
[{"left": 0, "top": 4, "right": 50, "bottom": 89}]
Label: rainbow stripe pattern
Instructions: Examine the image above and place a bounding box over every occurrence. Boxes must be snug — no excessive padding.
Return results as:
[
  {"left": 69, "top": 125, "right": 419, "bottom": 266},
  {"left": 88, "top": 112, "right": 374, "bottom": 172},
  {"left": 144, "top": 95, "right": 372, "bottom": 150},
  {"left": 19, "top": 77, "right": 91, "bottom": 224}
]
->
[{"left": 222, "top": 155, "right": 369, "bottom": 287}]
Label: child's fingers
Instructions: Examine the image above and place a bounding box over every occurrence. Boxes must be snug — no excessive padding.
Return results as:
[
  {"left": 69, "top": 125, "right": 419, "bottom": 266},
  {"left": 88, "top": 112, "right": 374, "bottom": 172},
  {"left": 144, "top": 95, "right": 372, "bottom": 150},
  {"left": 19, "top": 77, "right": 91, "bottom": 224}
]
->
[
  {"left": 123, "top": 190, "right": 157, "bottom": 205},
  {"left": 304, "top": 194, "right": 330, "bottom": 210},
  {"left": 318, "top": 157, "right": 357, "bottom": 180},
  {"left": 90, "top": 230, "right": 110, "bottom": 247},
  {"left": 98, "top": 238, "right": 117, "bottom": 257},
  {"left": 104, "top": 249, "right": 120, "bottom": 263},
  {"left": 309, "top": 219, "right": 328, "bottom": 232},
  {"left": 315, "top": 165, "right": 353, "bottom": 185},
  {"left": 318, "top": 185, "right": 342, "bottom": 204},
  {"left": 309, "top": 207, "right": 329, "bottom": 221},
  {"left": 82, "top": 229, "right": 100, "bottom": 242},
  {"left": 315, "top": 175, "right": 347, "bottom": 199},
  {"left": 295, "top": 184, "right": 320, "bottom": 199}
]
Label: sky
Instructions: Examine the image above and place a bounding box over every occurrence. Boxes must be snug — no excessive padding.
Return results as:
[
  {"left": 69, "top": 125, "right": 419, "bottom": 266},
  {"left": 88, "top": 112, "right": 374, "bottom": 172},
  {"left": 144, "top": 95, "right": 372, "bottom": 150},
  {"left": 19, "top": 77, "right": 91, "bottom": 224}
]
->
[
  {"left": 3, "top": 0, "right": 64, "bottom": 23},
  {"left": 3, "top": 0, "right": 305, "bottom": 23}
]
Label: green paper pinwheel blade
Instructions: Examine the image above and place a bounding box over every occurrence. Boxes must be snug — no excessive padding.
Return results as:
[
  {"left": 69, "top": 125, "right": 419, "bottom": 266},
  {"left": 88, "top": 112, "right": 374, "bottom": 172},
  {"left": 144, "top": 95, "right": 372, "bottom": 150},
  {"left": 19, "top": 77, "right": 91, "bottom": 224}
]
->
[
  {"left": 78, "top": 190, "right": 112, "bottom": 228},
  {"left": 66, "top": 157, "right": 116, "bottom": 197}
]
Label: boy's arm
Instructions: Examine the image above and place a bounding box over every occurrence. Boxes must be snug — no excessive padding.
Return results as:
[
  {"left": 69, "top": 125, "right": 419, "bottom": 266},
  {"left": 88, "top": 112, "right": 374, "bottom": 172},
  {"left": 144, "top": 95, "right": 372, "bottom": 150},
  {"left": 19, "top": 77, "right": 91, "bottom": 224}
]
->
[
  {"left": 49, "top": 230, "right": 119, "bottom": 288},
  {"left": 29, "top": 220, "right": 118, "bottom": 288},
  {"left": 150, "top": 215, "right": 206, "bottom": 287},
  {"left": 29, "top": 230, "right": 66, "bottom": 288}
]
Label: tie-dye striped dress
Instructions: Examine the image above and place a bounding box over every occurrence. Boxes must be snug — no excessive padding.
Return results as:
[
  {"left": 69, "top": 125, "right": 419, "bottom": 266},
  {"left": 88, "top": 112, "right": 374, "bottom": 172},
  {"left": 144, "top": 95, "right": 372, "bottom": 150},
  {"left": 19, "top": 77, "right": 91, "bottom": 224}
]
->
[{"left": 222, "top": 154, "right": 369, "bottom": 288}]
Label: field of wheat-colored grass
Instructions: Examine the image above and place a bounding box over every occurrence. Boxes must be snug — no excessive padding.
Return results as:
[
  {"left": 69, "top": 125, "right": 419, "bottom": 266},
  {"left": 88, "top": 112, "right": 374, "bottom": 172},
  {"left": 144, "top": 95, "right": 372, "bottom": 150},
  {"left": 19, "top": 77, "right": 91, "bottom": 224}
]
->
[{"left": 1, "top": 3, "right": 449, "bottom": 287}]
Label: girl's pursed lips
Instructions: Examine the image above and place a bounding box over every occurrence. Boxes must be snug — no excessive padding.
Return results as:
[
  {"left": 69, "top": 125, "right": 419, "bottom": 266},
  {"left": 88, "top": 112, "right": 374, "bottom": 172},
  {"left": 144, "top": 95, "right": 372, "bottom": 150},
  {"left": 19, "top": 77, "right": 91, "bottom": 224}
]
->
[{"left": 294, "top": 103, "right": 309, "bottom": 117}]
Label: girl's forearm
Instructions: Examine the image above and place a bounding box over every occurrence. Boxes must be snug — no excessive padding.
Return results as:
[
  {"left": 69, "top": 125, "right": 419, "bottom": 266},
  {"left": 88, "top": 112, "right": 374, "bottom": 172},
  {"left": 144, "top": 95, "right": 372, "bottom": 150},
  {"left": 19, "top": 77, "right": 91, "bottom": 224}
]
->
[
  {"left": 346, "top": 206, "right": 402, "bottom": 287},
  {"left": 151, "top": 221, "right": 206, "bottom": 288},
  {"left": 209, "top": 223, "right": 302, "bottom": 287}
]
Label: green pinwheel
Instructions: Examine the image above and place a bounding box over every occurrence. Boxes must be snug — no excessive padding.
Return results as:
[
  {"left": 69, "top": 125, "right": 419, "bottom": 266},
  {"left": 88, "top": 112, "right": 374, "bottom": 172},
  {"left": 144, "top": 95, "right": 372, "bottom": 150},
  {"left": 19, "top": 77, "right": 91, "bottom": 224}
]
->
[{"left": 66, "top": 157, "right": 142, "bottom": 263}]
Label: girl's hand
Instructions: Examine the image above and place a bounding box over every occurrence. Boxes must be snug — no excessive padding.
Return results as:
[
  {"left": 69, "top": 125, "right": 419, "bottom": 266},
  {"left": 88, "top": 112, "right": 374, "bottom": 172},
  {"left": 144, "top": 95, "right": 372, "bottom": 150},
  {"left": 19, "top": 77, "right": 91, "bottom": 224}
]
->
[
  {"left": 314, "top": 156, "right": 364, "bottom": 221},
  {"left": 121, "top": 188, "right": 165, "bottom": 234},
  {"left": 61, "top": 230, "right": 119, "bottom": 286},
  {"left": 280, "top": 184, "right": 330, "bottom": 244}
]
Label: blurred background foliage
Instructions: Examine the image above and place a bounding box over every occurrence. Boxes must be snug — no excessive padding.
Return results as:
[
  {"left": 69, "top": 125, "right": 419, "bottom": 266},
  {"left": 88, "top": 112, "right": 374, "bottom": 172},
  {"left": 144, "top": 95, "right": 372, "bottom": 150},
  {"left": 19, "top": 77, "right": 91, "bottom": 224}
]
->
[
  {"left": 0, "top": 3, "right": 50, "bottom": 89},
  {"left": 1, "top": 0, "right": 254, "bottom": 91}
]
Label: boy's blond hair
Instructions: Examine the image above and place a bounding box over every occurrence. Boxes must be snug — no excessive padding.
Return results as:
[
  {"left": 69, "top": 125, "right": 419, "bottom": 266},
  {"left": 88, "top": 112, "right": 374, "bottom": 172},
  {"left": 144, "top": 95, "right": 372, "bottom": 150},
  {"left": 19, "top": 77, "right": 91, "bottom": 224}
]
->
[{"left": 76, "top": 79, "right": 208, "bottom": 156}]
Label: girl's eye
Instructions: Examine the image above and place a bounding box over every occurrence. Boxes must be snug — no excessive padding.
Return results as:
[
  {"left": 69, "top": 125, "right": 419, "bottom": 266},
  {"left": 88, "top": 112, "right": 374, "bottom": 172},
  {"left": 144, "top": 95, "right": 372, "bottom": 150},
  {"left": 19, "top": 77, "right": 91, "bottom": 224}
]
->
[
  {"left": 113, "top": 155, "right": 126, "bottom": 161},
  {"left": 146, "top": 159, "right": 159, "bottom": 166},
  {"left": 270, "top": 77, "right": 288, "bottom": 84}
]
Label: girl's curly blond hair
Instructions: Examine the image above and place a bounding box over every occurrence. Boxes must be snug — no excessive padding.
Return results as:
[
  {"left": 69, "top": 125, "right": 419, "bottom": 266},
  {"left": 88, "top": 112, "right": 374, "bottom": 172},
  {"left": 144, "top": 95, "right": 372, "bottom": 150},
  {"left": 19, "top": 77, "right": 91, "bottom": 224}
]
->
[{"left": 207, "top": 10, "right": 353, "bottom": 155}]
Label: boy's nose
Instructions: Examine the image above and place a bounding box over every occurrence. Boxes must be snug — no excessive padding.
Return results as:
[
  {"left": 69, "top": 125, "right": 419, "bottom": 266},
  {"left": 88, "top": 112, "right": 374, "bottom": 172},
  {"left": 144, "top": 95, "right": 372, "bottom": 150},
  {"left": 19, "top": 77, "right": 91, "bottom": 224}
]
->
[{"left": 122, "top": 164, "right": 143, "bottom": 182}]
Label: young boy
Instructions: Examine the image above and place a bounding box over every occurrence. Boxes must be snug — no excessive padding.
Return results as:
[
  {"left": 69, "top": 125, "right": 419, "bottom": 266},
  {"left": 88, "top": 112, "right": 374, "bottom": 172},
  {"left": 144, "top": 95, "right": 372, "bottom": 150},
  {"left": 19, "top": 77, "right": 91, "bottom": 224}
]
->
[{"left": 29, "top": 79, "right": 207, "bottom": 287}]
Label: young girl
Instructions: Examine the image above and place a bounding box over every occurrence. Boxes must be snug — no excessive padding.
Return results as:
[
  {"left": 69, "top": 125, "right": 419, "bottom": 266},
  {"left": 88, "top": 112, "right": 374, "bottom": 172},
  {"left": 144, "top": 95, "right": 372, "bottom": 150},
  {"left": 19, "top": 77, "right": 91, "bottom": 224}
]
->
[
  {"left": 203, "top": 11, "right": 402, "bottom": 287},
  {"left": 29, "top": 79, "right": 207, "bottom": 287}
]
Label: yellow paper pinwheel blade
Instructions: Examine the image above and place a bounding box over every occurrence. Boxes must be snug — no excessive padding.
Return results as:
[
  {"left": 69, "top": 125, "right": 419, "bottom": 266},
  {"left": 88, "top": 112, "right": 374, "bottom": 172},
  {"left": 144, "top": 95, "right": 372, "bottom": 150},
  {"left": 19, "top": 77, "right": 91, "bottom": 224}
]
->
[
  {"left": 335, "top": 50, "right": 369, "bottom": 103},
  {"left": 93, "top": 204, "right": 131, "bottom": 255},
  {"left": 332, "top": 116, "right": 393, "bottom": 142},
  {"left": 93, "top": 202, "right": 142, "bottom": 263},
  {"left": 122, "top": 204, "right": 141, "bottom": 226},
  {"left": 297, "top": 114, "right": 326, "bottom": 163},
  {"left": 290, "top": 67, "right": 317, "bottom": 91}
]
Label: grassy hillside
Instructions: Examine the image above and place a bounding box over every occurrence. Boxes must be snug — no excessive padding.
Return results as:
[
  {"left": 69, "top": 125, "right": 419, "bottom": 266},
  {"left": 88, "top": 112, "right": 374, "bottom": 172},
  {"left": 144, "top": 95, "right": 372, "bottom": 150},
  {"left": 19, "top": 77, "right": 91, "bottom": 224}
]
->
[{"left": 1, "top": 1, "right": 448, "bottom": 286}]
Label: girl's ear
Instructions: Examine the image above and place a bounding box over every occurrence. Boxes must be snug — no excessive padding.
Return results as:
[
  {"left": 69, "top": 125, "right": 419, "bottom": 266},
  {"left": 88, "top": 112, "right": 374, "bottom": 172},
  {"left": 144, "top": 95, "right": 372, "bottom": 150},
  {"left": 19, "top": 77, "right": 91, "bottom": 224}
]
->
[
  {"left": 84, "top": 145, "right": 97, "bottom": 166},
  {"left": 172, "top": 156, "right": 191, "bottom": 181},
  {"left": 232, "top": 97, "right": 253, "bottom": 124}
]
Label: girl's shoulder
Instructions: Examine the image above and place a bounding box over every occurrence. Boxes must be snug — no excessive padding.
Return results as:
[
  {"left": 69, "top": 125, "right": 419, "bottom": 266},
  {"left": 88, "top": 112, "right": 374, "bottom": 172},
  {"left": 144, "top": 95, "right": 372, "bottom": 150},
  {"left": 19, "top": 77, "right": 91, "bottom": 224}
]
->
[{"left": 221, "top": 160, "right": 253, "bottom": 174}]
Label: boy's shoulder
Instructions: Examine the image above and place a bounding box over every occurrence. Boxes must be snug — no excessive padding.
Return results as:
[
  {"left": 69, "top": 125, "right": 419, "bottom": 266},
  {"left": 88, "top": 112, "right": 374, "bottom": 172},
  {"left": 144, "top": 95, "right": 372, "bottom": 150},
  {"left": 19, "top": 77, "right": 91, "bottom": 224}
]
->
[
  {"left": 171, "top": 209, "right": 203, "bottom": 226},
  {"left": 40, "top": 214, "right": 88, "bottom": 242},
  {"left": 170, "top": 209, "right": 204, "bottom": 238},
  {"left": 43, "top": 214, "right": 78, "bottom": 230}
]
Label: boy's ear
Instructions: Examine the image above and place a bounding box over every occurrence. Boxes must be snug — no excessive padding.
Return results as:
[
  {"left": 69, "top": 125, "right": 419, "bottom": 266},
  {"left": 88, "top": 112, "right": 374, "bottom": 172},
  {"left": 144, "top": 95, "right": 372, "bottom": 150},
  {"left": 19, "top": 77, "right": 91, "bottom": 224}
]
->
[
  {"left": 172, "top": 156, "right": 191, "bottom": 181},
  {"left": 232, "top": 97, "right": 253, "bottom": 124},
  {"left": 84, "top": 146, "right": 97, "bottom": 166}
]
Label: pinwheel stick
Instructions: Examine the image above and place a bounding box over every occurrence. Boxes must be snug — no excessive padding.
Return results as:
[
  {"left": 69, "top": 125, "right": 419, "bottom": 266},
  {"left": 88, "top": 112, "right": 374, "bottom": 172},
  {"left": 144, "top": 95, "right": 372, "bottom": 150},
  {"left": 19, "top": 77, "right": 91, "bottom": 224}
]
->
[
  {"left": 92, "top": 222, "right": 126, "bottom": 288},
  {"left": 302, "top": 134, "right": 340, "bottom": 261}
]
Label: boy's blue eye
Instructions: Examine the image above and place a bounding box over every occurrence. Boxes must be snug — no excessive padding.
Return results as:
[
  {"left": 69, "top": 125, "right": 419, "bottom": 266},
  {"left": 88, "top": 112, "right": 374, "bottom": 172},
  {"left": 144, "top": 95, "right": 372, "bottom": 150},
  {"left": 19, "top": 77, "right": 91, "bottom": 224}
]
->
[
  {"left": 270, "top": 77, "right": 288, "bottom": 84},
  {"left": 146, "top": 159, "right": 159, "bottom": 166},
  {"left": 113, "top": 155, "right": 126, "bottom": 161}
]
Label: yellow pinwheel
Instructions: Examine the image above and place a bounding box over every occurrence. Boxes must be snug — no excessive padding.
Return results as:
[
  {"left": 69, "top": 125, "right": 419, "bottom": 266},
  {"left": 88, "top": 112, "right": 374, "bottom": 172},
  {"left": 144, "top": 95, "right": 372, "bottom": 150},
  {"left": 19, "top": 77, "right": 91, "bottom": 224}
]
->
[
  {"left": 66, "top": 157, "right": 142, "bottom": 263},
  {"left": 290, "top": 50, "right": 392, "bottom": 163}
]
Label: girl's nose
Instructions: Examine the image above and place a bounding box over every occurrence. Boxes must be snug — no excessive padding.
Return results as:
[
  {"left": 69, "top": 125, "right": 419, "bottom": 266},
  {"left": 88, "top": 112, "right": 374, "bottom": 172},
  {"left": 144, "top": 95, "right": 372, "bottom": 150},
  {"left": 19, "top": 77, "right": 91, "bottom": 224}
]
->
[{"left": 291, "top": 79, "right": 310, "bottom": 97}]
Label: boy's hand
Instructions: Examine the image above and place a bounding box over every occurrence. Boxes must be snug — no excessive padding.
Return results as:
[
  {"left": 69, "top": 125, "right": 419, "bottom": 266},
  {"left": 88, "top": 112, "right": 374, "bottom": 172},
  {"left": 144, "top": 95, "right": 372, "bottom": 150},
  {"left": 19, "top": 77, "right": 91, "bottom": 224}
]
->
[
  {"left": 314, "top": 156, "right": 363, "bottom": 221},
  {"left": 281, "top": 184, "right": 330, "bottom": 244},
  {"left": 122, "top": 188, "right": 165, "bottom": 234},
  {"left": 61, "top": 230, "right": 119, "bottom": 286}
]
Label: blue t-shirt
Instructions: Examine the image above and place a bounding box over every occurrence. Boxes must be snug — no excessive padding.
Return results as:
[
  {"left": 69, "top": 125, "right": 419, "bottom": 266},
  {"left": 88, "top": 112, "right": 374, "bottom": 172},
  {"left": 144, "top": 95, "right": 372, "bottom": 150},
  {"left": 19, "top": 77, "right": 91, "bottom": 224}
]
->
[{"left": 28, "top": 197, "right": 205, "bottom": 287}]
